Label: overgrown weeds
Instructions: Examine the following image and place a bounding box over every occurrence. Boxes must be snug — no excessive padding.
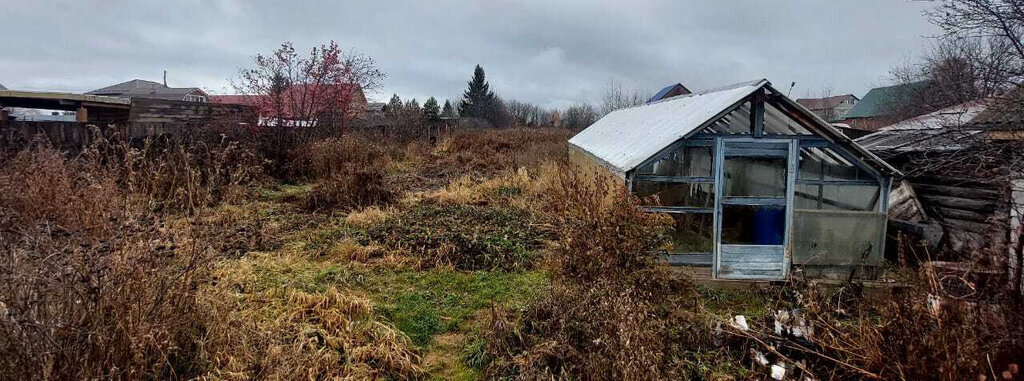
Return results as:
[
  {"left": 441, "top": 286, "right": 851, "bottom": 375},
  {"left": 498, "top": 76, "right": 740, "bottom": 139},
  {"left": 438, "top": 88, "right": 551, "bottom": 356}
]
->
[
  {"left": 0, "top": 141, "right": 248, "bottom": 379},
  {"left": 351, "top": 201, "right": 549, "bottom": 271},
  {"left": 480, "top": 163, "right": 686, "bottom": 379}
]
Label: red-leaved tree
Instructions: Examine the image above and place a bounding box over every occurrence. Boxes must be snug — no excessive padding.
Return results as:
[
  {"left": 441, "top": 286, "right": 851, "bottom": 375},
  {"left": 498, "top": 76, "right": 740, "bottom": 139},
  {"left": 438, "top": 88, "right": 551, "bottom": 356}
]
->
[{"left": 233, "top": 41, "right": 384, "bottom": 132}]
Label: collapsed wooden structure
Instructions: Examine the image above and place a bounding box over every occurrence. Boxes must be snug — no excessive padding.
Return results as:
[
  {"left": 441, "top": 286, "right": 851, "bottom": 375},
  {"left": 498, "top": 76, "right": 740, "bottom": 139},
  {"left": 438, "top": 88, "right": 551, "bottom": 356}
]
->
[
  {"left": 857, "top": 98, "right": 1024, "bottom": 291},
  {"left": 570, "top": 79, "right": 899, "bottom": 280},
  {"left": 0, "top": 89, "right": 253, "bottom": 147}
]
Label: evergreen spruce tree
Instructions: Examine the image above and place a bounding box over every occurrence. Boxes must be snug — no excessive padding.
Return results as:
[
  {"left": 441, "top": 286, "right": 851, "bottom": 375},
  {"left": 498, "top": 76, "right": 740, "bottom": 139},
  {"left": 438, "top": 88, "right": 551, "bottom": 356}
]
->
[
  {"left": 441, "top": 100, "right": 456, "bottom": 119},
  {"left": 386, "top": 93, "right": 403, "bottom": 115},
  {"left": 405, "top": 99, "right": 420, "bottom": 111},
  {"left": 459, "top": 65, "right": 496, "bottom": 119},
  {"left": 423, "top": 97, "right": 441, "bottom": 121}
]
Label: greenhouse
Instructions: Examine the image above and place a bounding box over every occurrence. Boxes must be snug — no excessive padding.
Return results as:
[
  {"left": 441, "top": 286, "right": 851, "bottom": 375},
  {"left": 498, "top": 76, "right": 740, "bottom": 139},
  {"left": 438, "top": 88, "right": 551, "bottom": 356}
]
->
[{"left": 569, "top": 79, "right": 899, "bottom": 280}]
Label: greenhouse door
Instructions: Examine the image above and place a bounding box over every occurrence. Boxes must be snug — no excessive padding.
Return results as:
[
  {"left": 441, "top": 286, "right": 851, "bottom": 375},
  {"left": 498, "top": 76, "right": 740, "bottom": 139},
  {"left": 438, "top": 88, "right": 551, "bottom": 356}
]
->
[{"left": 714, "top": 139, "right": 795, "bottom": 280}]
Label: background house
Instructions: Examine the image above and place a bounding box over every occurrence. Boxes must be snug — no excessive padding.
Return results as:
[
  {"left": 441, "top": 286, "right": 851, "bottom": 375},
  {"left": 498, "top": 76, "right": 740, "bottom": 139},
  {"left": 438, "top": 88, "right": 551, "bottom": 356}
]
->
[
  {"left": 212, "top": 83, "right": 367, "bottom": 127},
  {"left": 648, "top": 83, "right": 692, "bottom": 103},
  {"left": 796, "top": 94, "right": 858, "bottom": 122},
  {"left": 842, "top": 81, "right": 931, "bottom": 131},
  {"left": 86, "top": 79, "right": 208, "bottom": 102}
]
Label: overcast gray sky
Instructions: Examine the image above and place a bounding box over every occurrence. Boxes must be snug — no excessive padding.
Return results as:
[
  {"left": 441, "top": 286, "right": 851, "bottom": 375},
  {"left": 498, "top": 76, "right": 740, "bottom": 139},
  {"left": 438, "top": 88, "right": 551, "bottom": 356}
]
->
[{"left": 0, "top": 0, "right": 939, "bottom": 108}]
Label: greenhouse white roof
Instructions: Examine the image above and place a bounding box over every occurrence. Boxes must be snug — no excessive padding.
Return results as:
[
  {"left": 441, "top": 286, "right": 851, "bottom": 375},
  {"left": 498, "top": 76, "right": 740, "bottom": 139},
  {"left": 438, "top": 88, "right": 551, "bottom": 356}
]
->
[{"left": 568, "top": 79, "right": 767, "bottom": 174}]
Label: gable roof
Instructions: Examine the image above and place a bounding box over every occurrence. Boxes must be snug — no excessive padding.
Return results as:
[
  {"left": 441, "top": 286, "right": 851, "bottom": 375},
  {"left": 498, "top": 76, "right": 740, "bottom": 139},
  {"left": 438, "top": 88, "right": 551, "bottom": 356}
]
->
[
  {"left": 795, "top": 94, "right": 857, "bottom": 111},
  {"left": 569, "top": 79, "right": 899, "bottom": 177},
  {"left": 88, "top": 79, "right": 165, "bottom": 94},
  {"left": 0, "top": 83, "right": 6, "bottom": 90},
  {"left": 648, "top": 83, "right": 692, "bottom": 103},
  {"left": 844, "top": 81, "right": 929, "bottom": 119},
  {"left": 86, "top": 79, "right": 207, "bottom": 101}
]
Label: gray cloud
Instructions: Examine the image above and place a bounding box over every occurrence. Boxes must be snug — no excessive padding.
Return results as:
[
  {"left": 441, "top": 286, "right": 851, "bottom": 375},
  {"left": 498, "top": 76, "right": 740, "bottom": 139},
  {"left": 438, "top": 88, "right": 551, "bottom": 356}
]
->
[{"left": 0, "top": 0, "right": 939, "bottom": 109}]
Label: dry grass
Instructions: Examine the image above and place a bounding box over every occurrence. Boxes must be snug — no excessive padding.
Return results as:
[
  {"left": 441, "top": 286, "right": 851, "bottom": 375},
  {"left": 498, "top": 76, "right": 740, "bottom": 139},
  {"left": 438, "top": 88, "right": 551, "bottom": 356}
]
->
[
  {"left": 344, "top": 205, "right": 394, "bottom": 228},
  {"left": 199, "top": 278, "right": 425, "bottom": 380},
  {"left": 0, "top": 141, "right": 251, "bottom": 379}
]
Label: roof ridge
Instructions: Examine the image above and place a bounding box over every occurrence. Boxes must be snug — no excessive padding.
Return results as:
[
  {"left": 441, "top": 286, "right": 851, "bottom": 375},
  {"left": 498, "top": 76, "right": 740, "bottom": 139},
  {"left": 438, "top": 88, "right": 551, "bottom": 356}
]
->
[{"left": 628, "top": 79, "right": 767, "bottom": 111}]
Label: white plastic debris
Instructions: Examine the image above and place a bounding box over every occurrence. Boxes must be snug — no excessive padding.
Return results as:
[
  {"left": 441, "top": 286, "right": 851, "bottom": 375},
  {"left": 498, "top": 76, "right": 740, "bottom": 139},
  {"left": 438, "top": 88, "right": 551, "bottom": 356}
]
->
[
  {"left": 771, "top": 363, "right": 787, "bottom": 380},
  {"left": 732, "top": 315, "right": 749, "bottom": 331},
  {"left": 774, "top": 309, "right": 813, "bottom": 339},
  {"left": 753, "top": 349, "right": 770, "bottom": 366}
]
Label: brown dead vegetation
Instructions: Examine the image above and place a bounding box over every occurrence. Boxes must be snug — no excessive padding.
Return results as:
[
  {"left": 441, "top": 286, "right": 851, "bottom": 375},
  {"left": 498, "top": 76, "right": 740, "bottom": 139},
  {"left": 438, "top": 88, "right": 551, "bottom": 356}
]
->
[{"left": 3, "top": 124, "right": 1020, "bottom": 380}]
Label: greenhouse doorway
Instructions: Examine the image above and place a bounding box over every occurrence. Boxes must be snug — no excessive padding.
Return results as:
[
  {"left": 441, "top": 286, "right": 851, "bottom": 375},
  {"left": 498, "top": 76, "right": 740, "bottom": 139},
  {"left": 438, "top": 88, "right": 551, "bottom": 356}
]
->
[{"left": 716, "top": 139, "right": 795, "bottom": 279}]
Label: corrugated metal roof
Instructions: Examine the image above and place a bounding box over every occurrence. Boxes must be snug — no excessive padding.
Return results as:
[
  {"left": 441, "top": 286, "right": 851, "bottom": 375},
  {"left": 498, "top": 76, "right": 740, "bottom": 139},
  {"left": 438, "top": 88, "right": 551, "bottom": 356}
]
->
[
  {"left": 569, "top": 79, "right": 764, "bottom": 174},
  {"left": 844, "top": 81, "right": 930, "bottom": 119},
  {"left": 855, "top": 100, "right": 992, "bottom": 152}
]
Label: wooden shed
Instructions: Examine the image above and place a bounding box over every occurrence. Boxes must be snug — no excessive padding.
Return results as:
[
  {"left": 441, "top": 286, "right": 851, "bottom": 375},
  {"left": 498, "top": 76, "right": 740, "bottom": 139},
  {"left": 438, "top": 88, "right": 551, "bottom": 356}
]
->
[{"left": 569, "top": 79, "right": 900, "bottom": 280}]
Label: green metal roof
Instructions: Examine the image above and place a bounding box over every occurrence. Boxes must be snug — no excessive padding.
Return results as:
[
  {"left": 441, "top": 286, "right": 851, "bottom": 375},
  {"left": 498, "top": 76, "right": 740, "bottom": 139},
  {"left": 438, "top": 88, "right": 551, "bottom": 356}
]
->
[{"left": 844, "top": 81, "right": 930, "bottom": 119}]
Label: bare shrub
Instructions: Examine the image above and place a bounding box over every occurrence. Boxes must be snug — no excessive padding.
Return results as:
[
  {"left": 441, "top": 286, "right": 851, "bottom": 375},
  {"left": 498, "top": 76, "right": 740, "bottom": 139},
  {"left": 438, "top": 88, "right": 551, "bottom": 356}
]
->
[
  {"left": 484, "top": 280, "right": 668, "bottom": 380},
  {"left": 481, "top": 163, "right": 682, "bottom": 378},
  {"left": 728, "top": 274, "right": 1024, "bottom": 380},
  {"left": 295, "top": 135, "right": 392, "bottom": 180},
  {"left": 0, "top": 147, "right": 121, "bottom": 237},
  {"left": 305, "top": 170, "right": 397, "bottom": 211},
  {"left": 0, "top": 144, "right": 220, "bottom": 379},
  {"left": 95, "top": 137, "right": 265, "bottom": 215},
  {"left": 539, "top": 163, "right": 671, "bottom": 282},
  {"left": 433, "top": 128, "right": 571, "bottom": 177}
]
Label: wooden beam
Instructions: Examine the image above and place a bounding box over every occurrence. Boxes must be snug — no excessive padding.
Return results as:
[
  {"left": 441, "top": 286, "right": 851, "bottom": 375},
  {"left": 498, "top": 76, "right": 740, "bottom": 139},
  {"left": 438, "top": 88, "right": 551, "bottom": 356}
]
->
[
  {"left": 76, "top": 105, "right": 88, "bottom": 123},
  {"left": 919, "top": 194, "right": 998, "bottom": 211},
  {"left": 934, "top": 206, "right": 993, "bottom": 223},
  {"left": 751, "top": 88, "right": 765, "bottom": 137},
  {"left": 912, "top": 183, "right": 1003, "bottom": 201}
]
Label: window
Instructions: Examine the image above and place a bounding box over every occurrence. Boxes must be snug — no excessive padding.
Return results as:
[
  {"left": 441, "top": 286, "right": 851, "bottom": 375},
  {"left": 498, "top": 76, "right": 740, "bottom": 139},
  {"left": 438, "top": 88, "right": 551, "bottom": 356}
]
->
[
  {"left": 636, "top": 146, "right": 712, "bottom": 178},
  {"left": 795, "top": 184, "right": 879, "bottom": 211},
  {"left": 721, "top": 204, "right": 786, "bottom": 245},
  {"left": 634, "top": 181, "right": 714, "bottom": 208},
  {"left": 724, "top": 156, "right": 787, "bottom": 197},
  {"left": 183, "top": 94, "right": 207, "bottom": 103},
  {"left": 664, "top": 213, "right": 714, "bottom": 252},
  {"left": 633, "top": 143, "right": 716, "bottom": 256}
]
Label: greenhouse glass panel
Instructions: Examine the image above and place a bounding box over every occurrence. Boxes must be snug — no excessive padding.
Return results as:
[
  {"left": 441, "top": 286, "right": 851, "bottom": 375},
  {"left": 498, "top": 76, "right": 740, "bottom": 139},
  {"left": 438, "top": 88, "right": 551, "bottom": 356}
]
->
[
  {"left": 636, "top": 146, "right": 713, "bottom": 177},
  {"left": 724, "top": 157, "right": 787, "bottom": 197},
  {"left": 633, "top": 181, "right": 715, "bottom": 208},
  {"left": 663, "top": 213, "right": 714, "bottom": 253}
]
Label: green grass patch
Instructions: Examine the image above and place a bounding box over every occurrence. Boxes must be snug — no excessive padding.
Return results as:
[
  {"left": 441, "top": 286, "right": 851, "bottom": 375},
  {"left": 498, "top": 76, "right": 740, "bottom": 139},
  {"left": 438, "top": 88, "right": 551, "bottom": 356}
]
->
[
  {"left": 356, "top": 269, "right": 547, "bottom": 347},
  {"left": 695, "top": 285, "right": 770, "bottom": 319}
]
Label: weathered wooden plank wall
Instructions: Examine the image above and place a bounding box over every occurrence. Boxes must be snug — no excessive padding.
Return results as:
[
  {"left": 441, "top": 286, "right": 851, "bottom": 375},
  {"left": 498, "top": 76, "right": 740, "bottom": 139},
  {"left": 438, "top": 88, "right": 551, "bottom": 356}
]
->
[{"left": 909, "top": 175, "right": 1009, "bottom": 255}]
